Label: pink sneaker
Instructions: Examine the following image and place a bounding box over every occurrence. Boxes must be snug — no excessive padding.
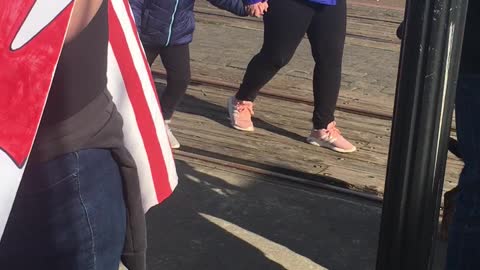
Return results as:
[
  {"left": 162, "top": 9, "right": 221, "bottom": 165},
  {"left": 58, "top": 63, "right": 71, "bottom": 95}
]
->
[
  {"left": 228, "top": 96, "right": 254, "bottom": 131},
  {"left": 306, "top": 121, "right": 357, "bottom": 153}
]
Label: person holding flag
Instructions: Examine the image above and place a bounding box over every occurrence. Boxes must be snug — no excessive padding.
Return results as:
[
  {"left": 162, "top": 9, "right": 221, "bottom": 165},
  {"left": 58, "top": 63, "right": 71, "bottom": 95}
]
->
[{"left": 0, "top": 0, "right": 177, "bottom": 269}]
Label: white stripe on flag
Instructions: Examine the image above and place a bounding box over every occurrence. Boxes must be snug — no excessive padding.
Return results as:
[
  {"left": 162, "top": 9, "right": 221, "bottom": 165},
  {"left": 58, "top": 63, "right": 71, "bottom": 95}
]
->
[
  {"left": 107, "top": 44, "right": 159, "bottom": 211},
  {"left": 0, "top": 154, "right": 24, "bottom": 240},
  {"left": 111, "top": 0, "right": 178, "bottom": 190}
]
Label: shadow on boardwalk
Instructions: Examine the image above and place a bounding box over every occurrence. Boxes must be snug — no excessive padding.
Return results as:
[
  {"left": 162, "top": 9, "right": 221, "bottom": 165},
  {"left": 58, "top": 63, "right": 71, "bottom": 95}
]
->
[{"left": 146, "top": 159, "right": 382, "bottom": 270}]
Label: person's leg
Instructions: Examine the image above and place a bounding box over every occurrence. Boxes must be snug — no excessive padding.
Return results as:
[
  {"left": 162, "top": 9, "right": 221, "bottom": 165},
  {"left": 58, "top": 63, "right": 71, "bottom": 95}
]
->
[
  {"left": 229, "top": 0, "right": 314, "bottom": 131},
  {"left": 305, "top": 0, "right": 355, "bottom": 153},
  {"left": 307, "top": 0, "right": 346, "bottom": 129},
  {"left": 446, "top": 75, "right": 480, "bottom": 269},
  {"left": 155, "top": 44, "right": 190, "bottom": 149},
  {"left": 235, "top": 0, "right": 314, "bottom": 102},
  {"left": 0, "top": 149, "right": 126, "bottom": 270},
  {"left": 144, "top": 46, "right": 160, "bottom": 66},
  {"left": 158, "top": 44, "right": 191, "bottom": 121}
]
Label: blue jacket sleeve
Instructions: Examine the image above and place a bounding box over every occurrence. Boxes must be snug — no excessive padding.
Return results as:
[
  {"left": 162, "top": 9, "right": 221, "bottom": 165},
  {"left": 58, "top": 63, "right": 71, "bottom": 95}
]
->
[
  {"left": 206, "top": 0, "right": 252, "bottom": 17},
  {"left": 129, "top": 0, "right": 144, "bottom": 28},
  {"left": 242, "top": 0, "right": 262, "bottom": 5}
]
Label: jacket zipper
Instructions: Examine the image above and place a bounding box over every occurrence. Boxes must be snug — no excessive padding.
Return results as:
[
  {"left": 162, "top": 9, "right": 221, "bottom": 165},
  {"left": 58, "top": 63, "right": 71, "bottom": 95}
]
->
[{"left": 165, "top": 0, "right": 180, "bottom": 46}]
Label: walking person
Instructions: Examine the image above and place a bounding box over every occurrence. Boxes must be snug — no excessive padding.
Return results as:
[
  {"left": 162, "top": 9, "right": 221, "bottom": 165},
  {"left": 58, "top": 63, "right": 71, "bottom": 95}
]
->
[
  {"left": 0, "top": 0, "right": 177, "bottom": 269},
  {"left": 130, "top": 0, "right": 268, "bottom": 149},
  {"left": 445, "top": 1, "right": 480, "bottom": 269},
  {"left": 228, "top": 0, "right": 357, "bottom": 153}
]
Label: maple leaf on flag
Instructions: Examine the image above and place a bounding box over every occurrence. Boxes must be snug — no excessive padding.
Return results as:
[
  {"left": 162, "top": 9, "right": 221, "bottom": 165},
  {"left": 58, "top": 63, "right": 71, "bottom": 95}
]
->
[{"left": 0, "top": 0, "right": 73, "bottom": 167}]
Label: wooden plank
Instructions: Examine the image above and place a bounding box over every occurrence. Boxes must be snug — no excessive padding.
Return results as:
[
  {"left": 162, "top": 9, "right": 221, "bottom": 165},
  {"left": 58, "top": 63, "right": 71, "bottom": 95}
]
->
[
  {"left": 154, "top": 20, "right": 401, "bottom": 117},
  {"left": 162, "top": 82, "right": 461, "bottom": 194},
  {"left": 195, "top": 0, "right": 405, "bottom": 22},
  {"left": 150, "top": 2, "right": 461, "bottom": 195},
  {"left": 194, "top": 0, "right": 404, "bottom": 44},
  {"left": 193, "top": 8, "right": 402, "bottom": 52}
]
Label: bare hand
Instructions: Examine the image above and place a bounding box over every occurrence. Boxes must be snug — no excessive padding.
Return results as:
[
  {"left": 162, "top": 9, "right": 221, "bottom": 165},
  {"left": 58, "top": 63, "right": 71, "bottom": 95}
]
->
[{"left": 246, "top": 1, "right": 269, "bottom": 18}]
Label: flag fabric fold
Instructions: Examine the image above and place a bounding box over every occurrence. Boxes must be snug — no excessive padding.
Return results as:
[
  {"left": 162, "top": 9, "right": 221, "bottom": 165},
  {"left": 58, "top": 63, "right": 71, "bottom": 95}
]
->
[{"left": 0, "top": 0, "right": 177, "bottom": 240}]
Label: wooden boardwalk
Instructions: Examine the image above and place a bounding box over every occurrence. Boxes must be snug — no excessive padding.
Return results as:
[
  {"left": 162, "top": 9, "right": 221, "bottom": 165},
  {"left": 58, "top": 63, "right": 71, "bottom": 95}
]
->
[{"left": 151, "top": 0, "right": 461, "bottom": 198}]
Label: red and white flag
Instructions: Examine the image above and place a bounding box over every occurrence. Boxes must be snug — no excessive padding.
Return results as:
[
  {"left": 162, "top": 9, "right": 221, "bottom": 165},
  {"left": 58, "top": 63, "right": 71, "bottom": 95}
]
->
[{"left": 0, "top": 0, "right": 178, "bottom": 240}]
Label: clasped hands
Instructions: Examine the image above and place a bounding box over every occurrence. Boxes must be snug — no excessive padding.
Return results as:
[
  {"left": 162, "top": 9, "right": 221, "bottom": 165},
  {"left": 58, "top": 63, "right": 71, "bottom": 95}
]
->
[{"left": 245, "top": 1, "right": 269, "bottom": 18}]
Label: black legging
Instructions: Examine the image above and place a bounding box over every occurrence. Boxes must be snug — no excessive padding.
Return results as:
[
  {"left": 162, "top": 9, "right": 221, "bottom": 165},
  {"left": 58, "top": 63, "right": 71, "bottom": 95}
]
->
[
  {"left": 144, "top": 44, "right": 191, "bottom": 121},
  {"left": 236, "top": 0, "right": 346, "bottom": 129}
]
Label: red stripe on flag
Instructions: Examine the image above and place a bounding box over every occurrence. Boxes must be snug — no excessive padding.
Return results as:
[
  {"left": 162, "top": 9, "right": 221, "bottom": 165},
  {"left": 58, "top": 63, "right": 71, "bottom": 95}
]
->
[
  {"left": 108, "top": 3, "right": 172, "bottom": 202},
  {"left": 119, "top": 0, "right": 171, "bottom": 160},
  {"left": 121, "top": 0, "right": 162, "bottom": 106}
]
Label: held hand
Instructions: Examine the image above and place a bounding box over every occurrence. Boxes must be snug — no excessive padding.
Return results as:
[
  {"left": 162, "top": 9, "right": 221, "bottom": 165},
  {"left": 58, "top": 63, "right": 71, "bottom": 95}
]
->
[
  {"left": 246, "top": 1, "right": 269, "bottom": 18},
  {"left": 261, "top": 1, "right": 269, "bottom": 13}
]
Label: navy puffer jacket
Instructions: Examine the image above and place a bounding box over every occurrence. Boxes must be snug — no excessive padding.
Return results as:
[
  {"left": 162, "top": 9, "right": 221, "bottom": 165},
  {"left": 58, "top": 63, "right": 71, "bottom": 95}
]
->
[{"left": 130, "top": 0, "right": 247, "bottom": 47}]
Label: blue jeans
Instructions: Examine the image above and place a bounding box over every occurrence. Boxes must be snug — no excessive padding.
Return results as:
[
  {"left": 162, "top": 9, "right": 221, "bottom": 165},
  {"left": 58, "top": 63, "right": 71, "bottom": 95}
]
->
[
  {"left": 0, "top": 149, "right": 126, "bottom": 270},
  {"left": 446, "top": 75, "right": 480, "bottom": 269}
]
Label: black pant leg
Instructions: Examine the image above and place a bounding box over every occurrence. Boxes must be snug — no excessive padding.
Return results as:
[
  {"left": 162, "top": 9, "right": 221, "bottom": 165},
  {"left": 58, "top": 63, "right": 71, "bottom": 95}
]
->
[
  {"left": 236, "top": 0, "right": 315, "bottom": 101},
  {"left": 158, "top": 44, "right": 191, "bottom": 120},
  {"left": 307, "top": 0, "right": 347, "bottom": 129}
]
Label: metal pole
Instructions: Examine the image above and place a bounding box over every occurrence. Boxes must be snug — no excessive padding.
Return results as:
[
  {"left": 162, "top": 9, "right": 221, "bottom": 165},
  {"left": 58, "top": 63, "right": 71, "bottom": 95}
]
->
[{"left": 376, "top": 0, "right": 469, "bottom": 269}]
